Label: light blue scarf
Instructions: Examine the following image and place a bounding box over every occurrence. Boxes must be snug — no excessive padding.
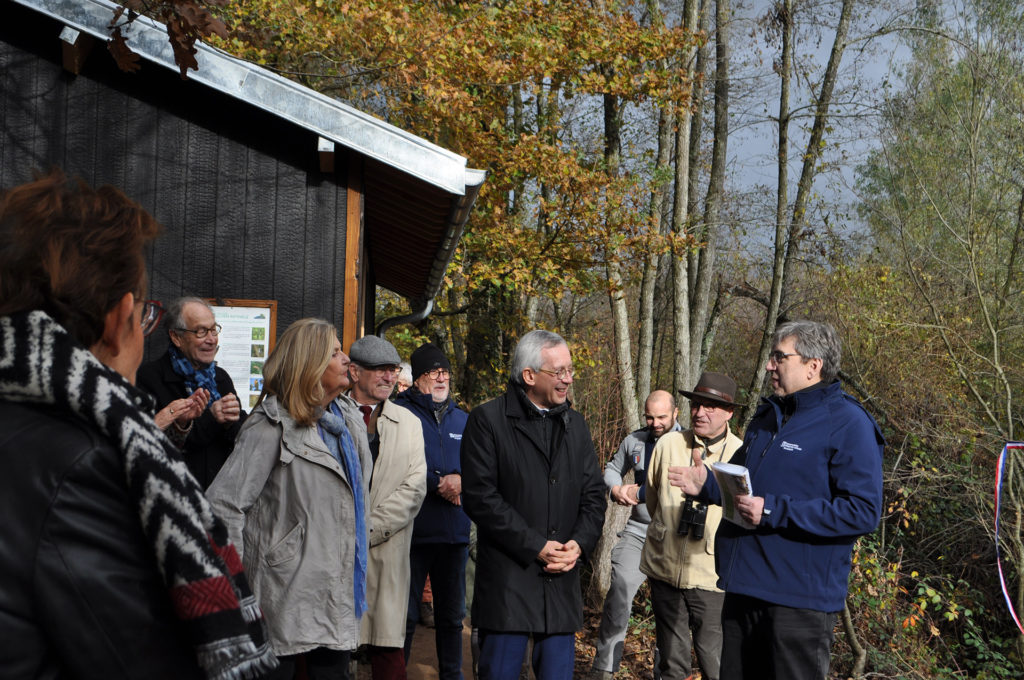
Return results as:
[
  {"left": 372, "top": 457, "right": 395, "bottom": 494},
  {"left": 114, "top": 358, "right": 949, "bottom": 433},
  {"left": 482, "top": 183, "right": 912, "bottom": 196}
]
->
[{"left": 318, "top": 402, "right": 368, "bottom": 619}]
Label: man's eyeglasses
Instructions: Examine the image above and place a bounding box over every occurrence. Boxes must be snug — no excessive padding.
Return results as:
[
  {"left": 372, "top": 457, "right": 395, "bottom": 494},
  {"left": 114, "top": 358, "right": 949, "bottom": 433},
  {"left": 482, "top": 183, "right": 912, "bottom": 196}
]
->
[
  {"left": 691, "top": 400, "right": 732, "bottom": 413},
  {"left": 364, "top": 365, "right": 401, "bottom": 377},
  {"left": 424, "top": 368, "right": 450, "bottom": 380},
  {"left": 175, "top": 323, "right": 222, "bottom": 339},
  {"left": 768, "top": 350, "right": 801, "bottom": 364},
  {"left": 140, "top": 300, "right": 164, "bottom": 337},
  {"left": 535, "top": 367, "right": 575, "bottom": 381}
]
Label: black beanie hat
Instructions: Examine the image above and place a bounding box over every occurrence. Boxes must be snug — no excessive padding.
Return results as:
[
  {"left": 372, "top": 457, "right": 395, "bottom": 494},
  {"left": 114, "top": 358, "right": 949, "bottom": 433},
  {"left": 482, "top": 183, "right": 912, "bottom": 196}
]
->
[{"left": 411, "top": 342, "right": 451, "bottom": 379}]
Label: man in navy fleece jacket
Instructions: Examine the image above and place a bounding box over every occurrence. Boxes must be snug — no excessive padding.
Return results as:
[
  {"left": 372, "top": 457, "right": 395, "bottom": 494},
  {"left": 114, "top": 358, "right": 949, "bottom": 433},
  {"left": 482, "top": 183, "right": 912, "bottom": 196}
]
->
[{"left": 670, "top": 320, "right": 883, "bottom": 680}]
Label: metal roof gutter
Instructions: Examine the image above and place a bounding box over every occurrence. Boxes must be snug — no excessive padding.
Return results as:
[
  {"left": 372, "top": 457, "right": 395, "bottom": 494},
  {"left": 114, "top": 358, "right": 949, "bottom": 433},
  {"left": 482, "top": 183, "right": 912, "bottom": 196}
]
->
[{"left": 14, "top": 0, "right": 474, "bottom": 195}]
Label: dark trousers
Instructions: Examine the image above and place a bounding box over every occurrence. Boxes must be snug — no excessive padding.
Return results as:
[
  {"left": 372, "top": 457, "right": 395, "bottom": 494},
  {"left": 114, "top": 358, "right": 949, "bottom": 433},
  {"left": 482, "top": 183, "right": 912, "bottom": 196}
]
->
[
  {"left": 404, "top": 542, "right": 469, "bottom": 680},
  {"left": 367, "top": 645, "right": 407, "bottom": 680},
  {"left": 719, "top": 592, "right": 837, "bottom": 680},
  {"left": 649, "top": 578, "right": 724, "bottom": 680},
  {"left": 268, "top": 648, "right": 351, "bottom": 680},
  {"left": 477, "top": 630, "right": 574, "bottom": 680}
]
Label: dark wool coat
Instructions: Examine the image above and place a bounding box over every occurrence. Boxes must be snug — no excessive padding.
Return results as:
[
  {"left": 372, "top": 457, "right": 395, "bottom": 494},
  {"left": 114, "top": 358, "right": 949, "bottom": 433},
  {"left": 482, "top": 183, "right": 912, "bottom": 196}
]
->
[
  {"left": 460, "top": 386, "right": 607, "bottom": 633},
  {"left": 137, "top": 351, "right": 246, "bottom": 489}
]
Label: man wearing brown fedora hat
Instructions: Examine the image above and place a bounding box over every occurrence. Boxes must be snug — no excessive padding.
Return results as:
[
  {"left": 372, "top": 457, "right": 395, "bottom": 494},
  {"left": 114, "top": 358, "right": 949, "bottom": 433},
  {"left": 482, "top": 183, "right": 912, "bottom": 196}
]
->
[{"left": 639, "top": 372, "right": 743, "bottom": 680}]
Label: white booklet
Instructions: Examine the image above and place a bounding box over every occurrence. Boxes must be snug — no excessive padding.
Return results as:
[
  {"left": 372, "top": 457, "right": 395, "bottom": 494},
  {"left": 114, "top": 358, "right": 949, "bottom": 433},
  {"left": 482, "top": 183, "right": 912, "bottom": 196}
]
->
[{"left": 711, "top": 462, "right": 756, "bottom": 529}]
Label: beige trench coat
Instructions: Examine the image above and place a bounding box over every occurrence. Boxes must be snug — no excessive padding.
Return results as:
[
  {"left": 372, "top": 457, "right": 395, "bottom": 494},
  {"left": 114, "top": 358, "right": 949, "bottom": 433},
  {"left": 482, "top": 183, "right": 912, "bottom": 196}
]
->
[
  {"left": 206, "top": 395, "right": 372, "bottom": 657},
  {"left": 640, "top": 428, "right": 743, "bottom": 590},
  {"left": 359, "top": 399, "right": 427, "bottom": 648}
]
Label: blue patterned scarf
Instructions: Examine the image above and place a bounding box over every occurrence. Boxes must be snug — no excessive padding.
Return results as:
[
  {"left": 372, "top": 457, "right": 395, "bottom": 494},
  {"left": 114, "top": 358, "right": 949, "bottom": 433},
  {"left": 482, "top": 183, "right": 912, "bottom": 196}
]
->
[
  {"left": 318, "top": 402, "right": 368, "bottom": 619},
  {"left": 168, "top": 344, "right": 222, "bottom": 402}
]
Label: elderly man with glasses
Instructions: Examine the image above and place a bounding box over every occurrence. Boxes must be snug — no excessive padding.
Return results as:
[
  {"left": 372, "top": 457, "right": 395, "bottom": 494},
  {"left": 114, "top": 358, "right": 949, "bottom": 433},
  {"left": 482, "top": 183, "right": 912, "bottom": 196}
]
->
[
  {"left": 346, "top": 334, "right": 427, "bottom": 680},
  {"left": 137, "top": 296, "right": 246, "bottom": 489},
  {"left": 669, "top": 321, "right": 884, "bottom": 680},
  {"left": 638, "top": 373, "right": 743, "bottom": 680},
  {"left": 393, "top": 342, "right": 471, "bottom": 679},
  {"left": 461, "top": 330, "right": 607, "bottom": 680}
]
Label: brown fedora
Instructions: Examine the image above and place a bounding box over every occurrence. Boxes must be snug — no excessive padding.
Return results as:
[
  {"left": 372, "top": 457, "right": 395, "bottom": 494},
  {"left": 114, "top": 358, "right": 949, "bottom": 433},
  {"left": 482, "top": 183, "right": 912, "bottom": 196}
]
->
[{"left": 679, "top": 371, "right": 738, "bottom": 407}]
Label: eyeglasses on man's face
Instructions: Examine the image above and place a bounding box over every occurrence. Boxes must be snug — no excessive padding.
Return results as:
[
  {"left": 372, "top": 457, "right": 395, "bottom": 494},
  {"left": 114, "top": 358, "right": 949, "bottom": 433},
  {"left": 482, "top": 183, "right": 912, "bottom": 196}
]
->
[
  {"left": 175, "top": 323, "right": 222, "bottom": 339},
  {"left": 139, "top": 300, "right": 164, "bottom": 337},
  {"left": 364, "top": 365, "right": 401, "bottom": 377},
  {"left": 690, "top": 400, "right": 728, "bottom": 413},
  {"left": 424, "top": 368, "right": 450, "bottom": 381},
  {"left": 535, "top": 366, "right": 575, "bottom": 381},
  {"left": 767, "top": 350, "right": 801, "bottom": 364}
]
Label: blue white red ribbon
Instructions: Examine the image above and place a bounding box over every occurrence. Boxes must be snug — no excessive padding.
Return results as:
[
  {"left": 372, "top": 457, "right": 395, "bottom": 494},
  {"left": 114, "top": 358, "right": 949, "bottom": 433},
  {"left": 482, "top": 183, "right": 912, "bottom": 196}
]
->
[{"left": 995, "top": 442, "right": 1024, "bottom": 636}]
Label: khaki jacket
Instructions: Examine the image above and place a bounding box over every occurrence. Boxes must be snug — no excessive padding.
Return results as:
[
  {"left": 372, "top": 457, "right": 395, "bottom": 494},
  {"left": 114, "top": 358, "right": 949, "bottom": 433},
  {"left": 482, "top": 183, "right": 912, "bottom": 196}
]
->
[
  {"left": 359, "top": 399, "right": 427, "bottom": 647},
  {"left": 206, "top": 395, "right": 372, "bottom": 656},
  {"left": 639, "top": 428, "right": 743, "bottom": 590}
]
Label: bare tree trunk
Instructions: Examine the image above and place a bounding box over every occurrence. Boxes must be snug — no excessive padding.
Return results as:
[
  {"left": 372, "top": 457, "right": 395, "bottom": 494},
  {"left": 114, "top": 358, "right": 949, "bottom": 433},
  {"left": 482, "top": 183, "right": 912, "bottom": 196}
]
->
[
  {"left": 672, "top": 0, "right": 704, "bottom": 397},
  {"left": 688, "top": 0, "right": 730, "bottom": 384},
  {"left": 604, "top": 87, "right": 641, "bottom": 433},
  {"left": 841, "top": 600, "right": 867, "bottom": 678},
  {"left": 637, "top": 0, "right": 676, "bottom": 404},
  {"left": 638, "top": 103, "right": 674, "bottom": 401},
  {"left": 741, "top": 0, "right": 855, "bottom": 427}
]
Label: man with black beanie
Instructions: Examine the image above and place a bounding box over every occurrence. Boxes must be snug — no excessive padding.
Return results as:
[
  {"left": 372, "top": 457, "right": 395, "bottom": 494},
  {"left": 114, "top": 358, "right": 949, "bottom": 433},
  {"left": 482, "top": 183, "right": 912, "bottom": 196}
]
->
[{"left": 395, "top": 342, "right": 470, "bottom": 679}]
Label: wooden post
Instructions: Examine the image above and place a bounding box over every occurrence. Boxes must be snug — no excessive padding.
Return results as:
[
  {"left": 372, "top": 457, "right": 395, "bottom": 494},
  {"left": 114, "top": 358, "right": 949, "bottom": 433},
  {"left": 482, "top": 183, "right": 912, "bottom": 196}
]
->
[{"left": 343, "top": 154, "right": 364, "bottom": 351}]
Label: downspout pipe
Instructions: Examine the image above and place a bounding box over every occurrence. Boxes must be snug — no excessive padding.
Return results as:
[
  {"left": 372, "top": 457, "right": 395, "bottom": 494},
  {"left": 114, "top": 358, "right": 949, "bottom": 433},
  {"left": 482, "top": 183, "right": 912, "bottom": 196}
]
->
[
  {"left": 375, "top": 298, "right": 433, "bottom": 337},
  {"left": 373, "top": 169, "right": 486, "bottom": 338}
]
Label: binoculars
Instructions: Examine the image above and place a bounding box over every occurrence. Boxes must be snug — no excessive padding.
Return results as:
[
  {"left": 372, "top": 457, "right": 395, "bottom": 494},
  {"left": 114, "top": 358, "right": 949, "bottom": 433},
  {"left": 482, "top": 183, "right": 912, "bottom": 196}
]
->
[{"left": 678, "top": 498, "right": 708, "bottom": 539}]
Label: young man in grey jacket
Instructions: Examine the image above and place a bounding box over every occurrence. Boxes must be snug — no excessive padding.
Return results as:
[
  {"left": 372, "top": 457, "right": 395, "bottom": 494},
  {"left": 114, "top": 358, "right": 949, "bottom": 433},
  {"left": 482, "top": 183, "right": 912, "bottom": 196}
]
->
[{"left": 590, "top": 390, "right": 680, "bottom": 679}]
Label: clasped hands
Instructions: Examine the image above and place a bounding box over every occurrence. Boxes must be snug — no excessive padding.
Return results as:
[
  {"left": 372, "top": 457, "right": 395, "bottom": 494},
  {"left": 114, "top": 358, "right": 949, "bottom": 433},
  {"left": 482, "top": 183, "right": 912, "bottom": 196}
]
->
[
  {"left": 437, "top": 473, "right": 462, "bottom": 506},
  {"left": 537, "top": 539, "right": 581, "bottom": 573},
  {"left": 155, "top": 389, "right": 241, "bottom": 430},
  {"left": 610, "top": 483, "right": 640, "bottom": 506}
]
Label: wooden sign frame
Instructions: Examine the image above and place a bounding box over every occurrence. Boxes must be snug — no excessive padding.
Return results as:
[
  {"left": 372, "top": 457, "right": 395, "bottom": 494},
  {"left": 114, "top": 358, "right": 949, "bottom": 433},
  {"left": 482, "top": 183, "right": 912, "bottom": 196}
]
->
[{"left": 207, "top": 298, "right": 278, "bottom": 410}]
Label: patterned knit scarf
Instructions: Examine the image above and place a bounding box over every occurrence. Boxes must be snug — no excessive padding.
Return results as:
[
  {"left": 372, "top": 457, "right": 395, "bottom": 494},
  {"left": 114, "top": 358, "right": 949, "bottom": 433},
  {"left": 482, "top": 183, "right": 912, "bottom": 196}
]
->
[
  {"left": 0, "top": 311, "right": 277, "bottom": 680},
  {"left": 168, "top": 343, "right": 223, "bottom": 402}
]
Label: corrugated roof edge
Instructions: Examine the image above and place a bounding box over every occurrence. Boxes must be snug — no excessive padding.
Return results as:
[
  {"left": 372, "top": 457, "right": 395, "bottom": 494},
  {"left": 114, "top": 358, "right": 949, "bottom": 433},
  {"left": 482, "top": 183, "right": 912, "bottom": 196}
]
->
[{"left": 14, "top": 0, "right": 477, "bottom": 195}]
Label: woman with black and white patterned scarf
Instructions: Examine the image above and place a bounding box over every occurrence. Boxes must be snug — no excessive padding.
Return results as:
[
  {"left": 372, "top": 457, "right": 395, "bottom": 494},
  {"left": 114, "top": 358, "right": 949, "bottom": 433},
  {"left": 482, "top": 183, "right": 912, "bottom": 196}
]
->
[{"left": 0, "top": 170, "right": 277, "bottom": 680}]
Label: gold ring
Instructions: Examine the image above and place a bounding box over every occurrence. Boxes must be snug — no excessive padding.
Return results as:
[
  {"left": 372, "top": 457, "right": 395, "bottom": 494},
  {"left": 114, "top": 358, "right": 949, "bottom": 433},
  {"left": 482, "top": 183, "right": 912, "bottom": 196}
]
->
[{"left": 170, "top": 407, "right": 175, "bottom": 415}]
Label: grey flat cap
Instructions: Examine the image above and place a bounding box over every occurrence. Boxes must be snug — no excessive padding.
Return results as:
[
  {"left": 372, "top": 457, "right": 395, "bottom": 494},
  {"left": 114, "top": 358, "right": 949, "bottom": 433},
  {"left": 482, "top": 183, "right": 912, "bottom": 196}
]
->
[{"left": 349, "top": 335, "right": 401, "bottom": 366}]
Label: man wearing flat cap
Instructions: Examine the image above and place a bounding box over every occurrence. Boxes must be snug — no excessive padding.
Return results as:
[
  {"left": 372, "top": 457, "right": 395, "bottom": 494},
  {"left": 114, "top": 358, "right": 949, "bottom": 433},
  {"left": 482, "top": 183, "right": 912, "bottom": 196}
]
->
[
  {"left": 639, "top": 372, "right": 743, "bottom": 680},
  {"left": 394, "top": 342, "right": 470, "bottom": 679},
  {"left": 347, "top": 335, "right": 427, "bottom": 680}
]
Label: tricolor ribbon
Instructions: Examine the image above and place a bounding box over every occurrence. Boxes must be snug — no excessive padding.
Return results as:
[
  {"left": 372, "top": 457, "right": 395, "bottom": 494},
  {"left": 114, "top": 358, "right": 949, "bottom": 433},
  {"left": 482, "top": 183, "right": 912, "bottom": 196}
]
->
[{"left": 995, "top": 442, "right": 1024, "bottom": 636}]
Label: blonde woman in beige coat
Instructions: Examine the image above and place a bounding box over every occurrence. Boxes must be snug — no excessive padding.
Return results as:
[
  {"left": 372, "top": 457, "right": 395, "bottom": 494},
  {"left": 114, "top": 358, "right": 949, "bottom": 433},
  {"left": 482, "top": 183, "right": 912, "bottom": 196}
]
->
[{"left": 208, "top": 318, "right": 372, "bottom": 680}]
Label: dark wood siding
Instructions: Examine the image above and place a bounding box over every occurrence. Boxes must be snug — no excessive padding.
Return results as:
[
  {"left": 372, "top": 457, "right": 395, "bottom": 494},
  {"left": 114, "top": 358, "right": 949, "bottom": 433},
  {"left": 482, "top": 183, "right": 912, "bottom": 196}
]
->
[{"left": 0, "top": 1, "right": 356, "bottom": 358}]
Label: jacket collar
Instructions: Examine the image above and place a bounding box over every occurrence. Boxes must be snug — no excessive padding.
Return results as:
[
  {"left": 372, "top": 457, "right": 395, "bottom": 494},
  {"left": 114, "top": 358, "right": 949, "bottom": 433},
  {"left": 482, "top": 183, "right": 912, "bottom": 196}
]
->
[
  {"left": 395, "top": 385, "right": 453, "bottom": 414},
  {"left": 258, "top": 395, "right": 339, "bottom": 469},
  {"left": 503, "top": 383, "right": 571, "bottom": 458},
  {"left": 640, "top": 421, "right": 683, "bottom": 442},
  {"left": 761, "top": 380, "right": 842, "bottom": 427},
  {"left": 506, "top": 382, "right": 570, "bottom": 421}
]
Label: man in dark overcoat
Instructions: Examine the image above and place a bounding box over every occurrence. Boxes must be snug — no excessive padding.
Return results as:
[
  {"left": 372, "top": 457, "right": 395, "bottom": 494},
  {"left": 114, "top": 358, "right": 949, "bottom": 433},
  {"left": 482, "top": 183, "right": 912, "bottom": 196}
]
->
[{"left": 461, "top": 329, "right": 607, "bottom": 680}]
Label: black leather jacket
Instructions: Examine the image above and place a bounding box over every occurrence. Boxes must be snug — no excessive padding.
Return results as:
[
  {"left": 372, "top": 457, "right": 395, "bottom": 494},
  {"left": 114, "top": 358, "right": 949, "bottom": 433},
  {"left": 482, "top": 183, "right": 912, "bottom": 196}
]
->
[{"left": 0, "top": 400, "right": 204, "bottom": 679}]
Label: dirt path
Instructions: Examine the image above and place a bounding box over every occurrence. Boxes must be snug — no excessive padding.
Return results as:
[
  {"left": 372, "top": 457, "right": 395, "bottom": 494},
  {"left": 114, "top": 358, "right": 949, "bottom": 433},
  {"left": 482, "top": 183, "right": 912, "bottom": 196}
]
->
[
  {"left": 407, "top": 621, "right": 474, "bottom": 680},
  {"left": 354, "top": 622, "right": 475, "bottom": 679}
]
